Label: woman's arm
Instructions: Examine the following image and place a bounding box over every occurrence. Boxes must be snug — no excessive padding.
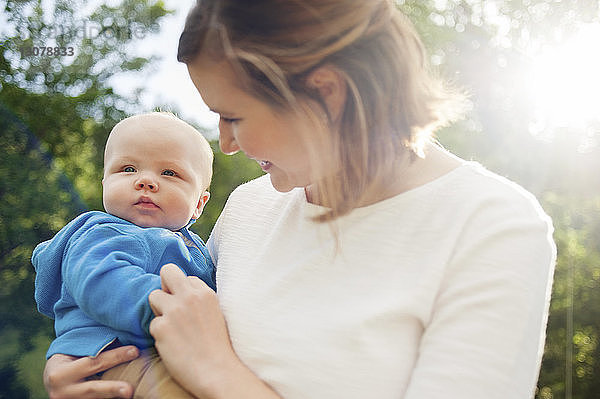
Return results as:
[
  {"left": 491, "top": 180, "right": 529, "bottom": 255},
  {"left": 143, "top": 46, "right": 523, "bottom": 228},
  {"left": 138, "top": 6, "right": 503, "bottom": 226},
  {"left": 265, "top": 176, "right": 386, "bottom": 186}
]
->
[
  {"left": 43, "top": 346, "right": 139, "bottom": 399},
  {"left": 403, "top": 198, "right": 556, "bottom": 398},
  {"left": 148, "top": 264, "right": 282, "bottom": 399}
]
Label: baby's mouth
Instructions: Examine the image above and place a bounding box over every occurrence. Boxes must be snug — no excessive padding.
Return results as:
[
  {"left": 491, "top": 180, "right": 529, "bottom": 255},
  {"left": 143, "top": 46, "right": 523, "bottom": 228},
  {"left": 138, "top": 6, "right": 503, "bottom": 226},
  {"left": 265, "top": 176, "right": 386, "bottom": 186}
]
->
[{"left": 135, "top": 196, "right": 159, "bottom": 209}]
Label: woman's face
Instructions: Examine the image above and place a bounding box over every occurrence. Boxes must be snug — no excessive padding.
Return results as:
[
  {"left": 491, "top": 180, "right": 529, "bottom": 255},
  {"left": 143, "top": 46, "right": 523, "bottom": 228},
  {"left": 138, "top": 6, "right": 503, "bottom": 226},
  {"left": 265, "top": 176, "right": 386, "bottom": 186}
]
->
[{"left": 187, "top": 57, "right": 335, "bottom": 193}]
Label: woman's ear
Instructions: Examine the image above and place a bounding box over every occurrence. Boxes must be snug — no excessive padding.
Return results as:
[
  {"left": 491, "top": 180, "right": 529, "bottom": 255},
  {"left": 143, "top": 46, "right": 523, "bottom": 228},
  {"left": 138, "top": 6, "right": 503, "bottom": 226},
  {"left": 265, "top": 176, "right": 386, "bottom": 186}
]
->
[{"left": 306, "top": 65, "right": 347, "bottom": 123}]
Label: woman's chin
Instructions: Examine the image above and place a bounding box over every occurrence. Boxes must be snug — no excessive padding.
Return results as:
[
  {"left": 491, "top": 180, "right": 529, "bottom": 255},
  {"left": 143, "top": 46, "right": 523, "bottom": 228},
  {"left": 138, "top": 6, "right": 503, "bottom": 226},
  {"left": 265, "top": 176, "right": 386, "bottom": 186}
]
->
[{"left": 268, "top": 173, "right": 296, "bottom": 193}]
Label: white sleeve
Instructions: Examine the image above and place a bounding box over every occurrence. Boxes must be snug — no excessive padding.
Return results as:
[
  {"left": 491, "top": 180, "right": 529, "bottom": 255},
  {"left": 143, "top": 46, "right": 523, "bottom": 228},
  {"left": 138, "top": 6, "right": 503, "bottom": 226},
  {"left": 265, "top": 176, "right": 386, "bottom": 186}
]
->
[{"left": 404, "top": 197, "right": 556, "bottom": 398}]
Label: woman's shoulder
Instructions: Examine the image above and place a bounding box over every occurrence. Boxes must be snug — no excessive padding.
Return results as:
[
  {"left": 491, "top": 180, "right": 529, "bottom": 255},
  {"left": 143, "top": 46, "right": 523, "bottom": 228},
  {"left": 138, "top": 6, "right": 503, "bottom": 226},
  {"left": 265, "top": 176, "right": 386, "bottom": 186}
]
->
[
  {"left": 361, "top": 159, "right": 548, "bottom": 225},
  {"left": 452, "top": 162, "right": 550, "bottom": 221},
  {"left": 371, "top": 145, "right": 549, "bottom": 225}
]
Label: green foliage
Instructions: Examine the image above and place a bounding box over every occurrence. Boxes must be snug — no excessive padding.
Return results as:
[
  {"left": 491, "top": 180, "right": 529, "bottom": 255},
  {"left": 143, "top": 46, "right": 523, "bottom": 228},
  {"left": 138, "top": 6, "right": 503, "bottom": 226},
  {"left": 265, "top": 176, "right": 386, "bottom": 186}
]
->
[
  {"left": 535, "top": 196, "right": 600, "bottom": 399},
  {"left": 1, "top": 1, "right": 173, "bottom": 396},
  {"left": 1, "top": 105, "right": 73, "bottom": 398},
  {"left": 16, "top": 333, "right": 52, "bottom": 399}
]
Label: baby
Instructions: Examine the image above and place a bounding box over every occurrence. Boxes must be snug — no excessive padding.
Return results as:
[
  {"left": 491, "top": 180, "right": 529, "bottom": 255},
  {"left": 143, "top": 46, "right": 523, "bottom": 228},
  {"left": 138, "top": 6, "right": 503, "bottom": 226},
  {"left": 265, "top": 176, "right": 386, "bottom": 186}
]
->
[{"left": 32, "top": 112, "right": 215, "bottom": 397}]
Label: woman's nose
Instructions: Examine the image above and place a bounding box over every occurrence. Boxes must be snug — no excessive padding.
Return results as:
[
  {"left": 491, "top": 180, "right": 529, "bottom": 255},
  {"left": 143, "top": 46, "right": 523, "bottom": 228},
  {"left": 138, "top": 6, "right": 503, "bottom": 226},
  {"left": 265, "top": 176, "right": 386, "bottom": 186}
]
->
[
  {"left": 218, "top": 122, "right": 240, "bottom": 155},
  {"left": 135, "top": 175, "right": 158, "bottom": 192}
]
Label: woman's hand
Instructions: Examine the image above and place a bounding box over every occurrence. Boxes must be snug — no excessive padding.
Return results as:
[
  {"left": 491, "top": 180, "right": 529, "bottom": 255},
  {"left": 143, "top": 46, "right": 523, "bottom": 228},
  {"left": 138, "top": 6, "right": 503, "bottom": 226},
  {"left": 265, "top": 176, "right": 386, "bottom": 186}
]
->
[
  {"left": 149, "top": 264, "right": 282, "bottom": 398},
  {"left": 149, "top": 264, "right": 281, "bottom": 398},
  {"left": 148, "top": 263, "right": 235, "bottom": 396},
  {"left": 43, "top": 346, "right": 139, "bottom": 399}
]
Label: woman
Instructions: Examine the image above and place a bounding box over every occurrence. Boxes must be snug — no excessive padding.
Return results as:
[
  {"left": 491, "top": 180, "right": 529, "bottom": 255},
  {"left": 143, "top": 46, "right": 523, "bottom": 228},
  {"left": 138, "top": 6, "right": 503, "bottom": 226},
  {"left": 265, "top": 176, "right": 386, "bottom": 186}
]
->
[{"left": 43, "top": 1, "right": 556, "bottom": 398}]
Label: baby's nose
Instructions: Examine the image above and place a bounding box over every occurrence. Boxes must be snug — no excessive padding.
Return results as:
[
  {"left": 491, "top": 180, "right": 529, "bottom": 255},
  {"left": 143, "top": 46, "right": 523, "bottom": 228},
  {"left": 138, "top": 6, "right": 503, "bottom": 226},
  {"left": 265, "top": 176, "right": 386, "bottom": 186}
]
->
[{"left": 135, "top": 176, "right": 158, "bottom": 191}]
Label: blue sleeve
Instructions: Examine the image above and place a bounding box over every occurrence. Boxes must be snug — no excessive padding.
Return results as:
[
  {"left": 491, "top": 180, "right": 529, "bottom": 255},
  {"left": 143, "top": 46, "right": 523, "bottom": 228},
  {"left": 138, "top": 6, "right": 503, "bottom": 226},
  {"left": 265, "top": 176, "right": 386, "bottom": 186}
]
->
[{"left": 62, "top": 225, "right": 160, "bottom": 338}]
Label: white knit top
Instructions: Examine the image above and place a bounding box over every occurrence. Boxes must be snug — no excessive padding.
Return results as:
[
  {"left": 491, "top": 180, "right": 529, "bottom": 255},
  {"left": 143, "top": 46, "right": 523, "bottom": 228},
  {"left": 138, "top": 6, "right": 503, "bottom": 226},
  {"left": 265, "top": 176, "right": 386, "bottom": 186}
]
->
[{"left": 207, "top": 162, "right": 556, "bottom": 399}]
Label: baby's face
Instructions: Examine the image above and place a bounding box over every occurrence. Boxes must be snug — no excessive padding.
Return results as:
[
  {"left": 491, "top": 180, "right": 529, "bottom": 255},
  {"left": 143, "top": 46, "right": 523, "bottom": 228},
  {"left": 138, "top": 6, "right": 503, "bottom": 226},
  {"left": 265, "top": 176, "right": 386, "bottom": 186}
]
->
[{"left": 102, "top": 115, "right": 210, "bottom": 231}]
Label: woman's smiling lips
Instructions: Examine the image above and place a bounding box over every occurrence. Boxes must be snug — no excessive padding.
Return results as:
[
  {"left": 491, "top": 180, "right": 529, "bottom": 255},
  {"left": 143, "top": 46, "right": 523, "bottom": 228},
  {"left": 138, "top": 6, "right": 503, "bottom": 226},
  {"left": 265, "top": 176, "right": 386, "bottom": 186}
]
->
[{"left": 258, "top": 160, "right": 272, "bottom": 172}]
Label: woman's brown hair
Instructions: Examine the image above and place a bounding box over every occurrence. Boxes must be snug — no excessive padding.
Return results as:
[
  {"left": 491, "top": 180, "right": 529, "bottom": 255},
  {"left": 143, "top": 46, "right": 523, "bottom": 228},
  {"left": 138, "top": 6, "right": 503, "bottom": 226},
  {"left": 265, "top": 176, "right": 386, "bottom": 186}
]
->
[{"left": 178, "top": 0, "right": 465, "bottom": 221}]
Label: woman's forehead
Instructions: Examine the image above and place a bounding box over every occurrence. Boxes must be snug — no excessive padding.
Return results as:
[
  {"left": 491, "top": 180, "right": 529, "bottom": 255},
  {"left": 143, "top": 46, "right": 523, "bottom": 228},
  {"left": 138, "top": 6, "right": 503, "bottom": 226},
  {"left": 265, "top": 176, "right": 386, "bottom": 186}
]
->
[{"left": 187, "top": 59, "right": 246, "bottom": 108}]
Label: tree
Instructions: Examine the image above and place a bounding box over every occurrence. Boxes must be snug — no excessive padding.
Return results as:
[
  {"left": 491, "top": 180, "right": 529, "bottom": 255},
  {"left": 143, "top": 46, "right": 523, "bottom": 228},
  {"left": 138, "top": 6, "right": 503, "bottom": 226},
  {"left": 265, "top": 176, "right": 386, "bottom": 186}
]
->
[
  {"left": 536, "top": 196, "right": 600, "bottom": 399},
  {"left": 1, "top": 1, "right": 172, "bottom": 396}
]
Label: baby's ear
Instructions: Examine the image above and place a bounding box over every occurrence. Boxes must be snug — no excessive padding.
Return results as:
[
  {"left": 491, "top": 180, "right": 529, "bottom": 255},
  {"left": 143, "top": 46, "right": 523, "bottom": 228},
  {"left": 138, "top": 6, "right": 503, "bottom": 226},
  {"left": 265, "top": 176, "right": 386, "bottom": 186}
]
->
[{"left": 192, "top": 191, "right": 211, "bottom": 219}]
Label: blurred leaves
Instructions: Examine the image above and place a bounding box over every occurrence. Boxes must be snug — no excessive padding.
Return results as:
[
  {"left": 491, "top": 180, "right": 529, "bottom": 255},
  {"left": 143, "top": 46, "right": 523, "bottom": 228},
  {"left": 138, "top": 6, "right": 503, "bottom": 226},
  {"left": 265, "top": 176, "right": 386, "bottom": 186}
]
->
[
  {"left": 536, "top": 195, "right": 600, "bottom": 398},
  {"left": 1, "top": 1, "right": 173, "bottom": 397}
]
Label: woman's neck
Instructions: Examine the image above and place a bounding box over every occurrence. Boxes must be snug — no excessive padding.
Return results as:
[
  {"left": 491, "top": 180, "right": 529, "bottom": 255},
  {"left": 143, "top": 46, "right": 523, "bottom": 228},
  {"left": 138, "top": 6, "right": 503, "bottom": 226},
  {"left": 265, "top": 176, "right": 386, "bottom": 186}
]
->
[{"left": 305, "top": 142, "right": 463, "bottom": 207}]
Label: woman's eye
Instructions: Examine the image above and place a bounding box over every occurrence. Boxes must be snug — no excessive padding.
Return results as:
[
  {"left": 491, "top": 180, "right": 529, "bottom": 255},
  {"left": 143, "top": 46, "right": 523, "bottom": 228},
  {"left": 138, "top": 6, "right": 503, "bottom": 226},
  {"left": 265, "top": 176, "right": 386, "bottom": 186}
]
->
[
  {"left": 220, "top": 116, "right": 240, "bottom": 124},
  {"left": 162, "top": 170, "right": 176, "bottom": 177},
  {"left": 123, "top": 166, "right": 136, "bottom": 173}
]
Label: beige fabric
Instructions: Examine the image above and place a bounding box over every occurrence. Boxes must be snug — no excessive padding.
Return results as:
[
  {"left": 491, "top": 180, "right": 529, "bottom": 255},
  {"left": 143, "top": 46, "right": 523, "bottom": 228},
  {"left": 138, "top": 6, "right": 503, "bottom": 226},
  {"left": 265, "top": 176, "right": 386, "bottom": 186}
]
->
[{"left": 101, "top": 348, "right": 195, "bottom": 399}]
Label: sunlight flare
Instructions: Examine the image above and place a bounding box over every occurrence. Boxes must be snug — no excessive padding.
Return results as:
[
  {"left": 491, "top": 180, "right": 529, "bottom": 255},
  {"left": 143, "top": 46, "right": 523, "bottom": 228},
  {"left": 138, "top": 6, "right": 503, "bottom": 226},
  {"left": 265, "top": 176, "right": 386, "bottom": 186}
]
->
[{"left": 527, "top": 23, "right": 600, "bottom": 149}]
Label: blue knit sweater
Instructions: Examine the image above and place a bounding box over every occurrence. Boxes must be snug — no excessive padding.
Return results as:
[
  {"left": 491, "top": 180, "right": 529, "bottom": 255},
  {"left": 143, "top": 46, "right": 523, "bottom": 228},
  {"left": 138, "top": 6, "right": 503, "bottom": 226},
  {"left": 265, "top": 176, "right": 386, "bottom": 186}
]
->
[{"left": 32, "top": 211, "right": 215, "bottom": 358}]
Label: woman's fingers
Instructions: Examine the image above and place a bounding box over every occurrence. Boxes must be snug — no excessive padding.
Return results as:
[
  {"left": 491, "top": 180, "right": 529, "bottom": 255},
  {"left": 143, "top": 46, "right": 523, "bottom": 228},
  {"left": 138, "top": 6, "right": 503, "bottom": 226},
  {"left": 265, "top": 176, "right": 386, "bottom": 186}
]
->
[
  {"left": 58, "top": 379, "right": 134, "bottom": 399},
  {"left": 148, "top": 289, "right": 169, "bottom": 316},
  {"left": 149, "top": 268, "right": 212, "bottom": 339},
  {"left": 45, "top": 347, "right": 138, "bottom": 384},
  {"left": 150, "top": 265, "right": 211, "bottom": 316},
  {"left": 149, "top": 264, "right": 186, "bottom": 316},
  {"left": 187, "top": 275, "right": 206, "bottom": 288},
  {"left": 147, "top": 267, "right": 228, "bottom": 395},
  {"left": 159, "top": 263, "right": 187, "bottom": 294},
  {"left": 44, "top": 347, "right": 139, "bottom": 399},
  {"left": 80, "top": 346, "right": 139, "bottom": 375}
]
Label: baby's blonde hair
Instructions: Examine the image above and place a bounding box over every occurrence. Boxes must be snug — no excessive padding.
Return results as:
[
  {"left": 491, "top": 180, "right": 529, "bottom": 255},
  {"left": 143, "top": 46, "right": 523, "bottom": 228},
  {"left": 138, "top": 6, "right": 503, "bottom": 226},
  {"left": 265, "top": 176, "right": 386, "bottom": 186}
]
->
[{"left": 105, "top": 112, "right": 213, "bottom": 191}]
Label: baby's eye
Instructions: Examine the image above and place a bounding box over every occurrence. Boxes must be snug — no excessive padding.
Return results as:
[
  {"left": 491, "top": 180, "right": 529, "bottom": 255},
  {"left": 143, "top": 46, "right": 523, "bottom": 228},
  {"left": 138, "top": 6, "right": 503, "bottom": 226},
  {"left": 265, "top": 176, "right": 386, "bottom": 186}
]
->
[
  {"left": 162, "top": 169, "right": 177, "bottom": 177},
  {"left": 123, "top": 166, "right": 136, "bottom": 173}
]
